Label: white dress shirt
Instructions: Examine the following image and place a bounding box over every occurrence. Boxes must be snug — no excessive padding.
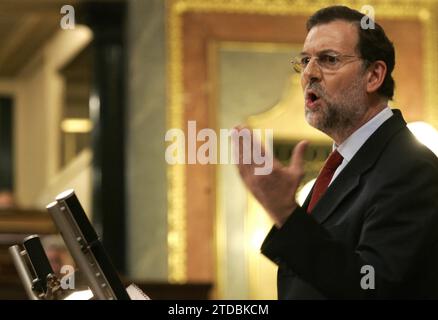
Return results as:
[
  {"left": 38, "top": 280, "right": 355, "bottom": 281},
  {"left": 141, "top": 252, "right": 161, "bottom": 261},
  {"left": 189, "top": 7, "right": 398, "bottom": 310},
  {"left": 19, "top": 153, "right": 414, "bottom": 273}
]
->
[{"left": 330, "top": 107, "right": 394, "bottom": 185}]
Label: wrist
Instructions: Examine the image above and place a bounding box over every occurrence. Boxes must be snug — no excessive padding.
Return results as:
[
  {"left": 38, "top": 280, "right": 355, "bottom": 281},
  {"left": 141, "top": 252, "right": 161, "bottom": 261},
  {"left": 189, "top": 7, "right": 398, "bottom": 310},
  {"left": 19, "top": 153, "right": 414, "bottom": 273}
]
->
[{"left": 274, "top": 203, "right": 298, "bottom": 228}]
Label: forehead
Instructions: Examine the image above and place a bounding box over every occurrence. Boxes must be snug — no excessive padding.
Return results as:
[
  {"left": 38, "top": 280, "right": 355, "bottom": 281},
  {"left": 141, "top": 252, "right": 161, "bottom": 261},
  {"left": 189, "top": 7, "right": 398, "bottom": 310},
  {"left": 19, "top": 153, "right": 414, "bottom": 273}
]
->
[{"left": 302, "top": 20, "right": 359, "bottom": 54}]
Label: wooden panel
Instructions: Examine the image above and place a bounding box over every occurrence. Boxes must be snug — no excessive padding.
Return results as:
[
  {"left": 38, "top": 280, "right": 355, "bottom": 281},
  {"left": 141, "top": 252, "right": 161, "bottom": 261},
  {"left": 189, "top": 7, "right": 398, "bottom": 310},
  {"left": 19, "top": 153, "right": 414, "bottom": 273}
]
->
[
  {"left": 381, "top": 19, "right": 424, "bottom": 121},
  {"left": 182, "top": 12, "right": 309, "bottom": 282},
  {"left": 0, "top": 209, "right": 56, "bottom": 233}
]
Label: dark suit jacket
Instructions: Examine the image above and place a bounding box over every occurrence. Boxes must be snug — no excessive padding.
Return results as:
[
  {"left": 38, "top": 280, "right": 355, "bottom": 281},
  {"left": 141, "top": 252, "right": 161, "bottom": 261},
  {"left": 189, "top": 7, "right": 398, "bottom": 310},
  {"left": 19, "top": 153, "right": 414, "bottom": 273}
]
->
[{"left": 261, "top": 109, "right": 438, "bottom": 299}]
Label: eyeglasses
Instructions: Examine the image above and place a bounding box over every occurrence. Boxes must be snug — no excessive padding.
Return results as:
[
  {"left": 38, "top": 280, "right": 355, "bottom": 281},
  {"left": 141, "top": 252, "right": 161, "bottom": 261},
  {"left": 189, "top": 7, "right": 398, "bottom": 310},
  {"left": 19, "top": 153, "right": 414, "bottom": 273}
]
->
[{"left": 291, "top": 53, "right": 363, "bottom": 73}]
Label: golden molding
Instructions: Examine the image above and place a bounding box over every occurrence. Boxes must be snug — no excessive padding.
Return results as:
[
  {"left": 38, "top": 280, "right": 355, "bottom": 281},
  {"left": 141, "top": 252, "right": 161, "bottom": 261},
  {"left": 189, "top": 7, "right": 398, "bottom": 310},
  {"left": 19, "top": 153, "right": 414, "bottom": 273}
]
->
[
  {"left": 166, "top": 0, "right": 438, "bottom": 283},
  {"left": 170, "top": 0, "right": 437, "bottom": 17},
  {"left": 167, "top": 0, "right": 186, "bottom": 283}
]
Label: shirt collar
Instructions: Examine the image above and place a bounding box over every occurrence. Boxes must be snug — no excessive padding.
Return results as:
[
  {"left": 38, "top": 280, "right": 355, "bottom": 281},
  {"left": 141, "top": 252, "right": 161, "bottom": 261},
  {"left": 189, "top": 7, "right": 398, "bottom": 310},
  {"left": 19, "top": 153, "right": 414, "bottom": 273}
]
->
[{"left": 334, "top": 107, "right": 394, "bottom": 162}]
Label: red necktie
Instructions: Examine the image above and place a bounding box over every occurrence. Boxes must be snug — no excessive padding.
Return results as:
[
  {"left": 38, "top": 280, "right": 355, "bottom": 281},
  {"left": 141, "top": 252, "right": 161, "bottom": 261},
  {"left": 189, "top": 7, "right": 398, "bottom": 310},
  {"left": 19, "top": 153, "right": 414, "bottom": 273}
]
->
[{"left": 307, "top": 150, "right": 343, "bottom": 213}]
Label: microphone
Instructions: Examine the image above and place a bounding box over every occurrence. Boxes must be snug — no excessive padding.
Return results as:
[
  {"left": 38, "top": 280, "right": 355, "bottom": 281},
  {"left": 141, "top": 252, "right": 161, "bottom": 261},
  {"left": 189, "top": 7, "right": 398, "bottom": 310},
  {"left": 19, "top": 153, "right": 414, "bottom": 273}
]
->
[
  {"left": 9, "top": 235, "right": 60, "bottom": 299},
  {"left": 47, "top": 189, "right": 130, "bottom": 300}
]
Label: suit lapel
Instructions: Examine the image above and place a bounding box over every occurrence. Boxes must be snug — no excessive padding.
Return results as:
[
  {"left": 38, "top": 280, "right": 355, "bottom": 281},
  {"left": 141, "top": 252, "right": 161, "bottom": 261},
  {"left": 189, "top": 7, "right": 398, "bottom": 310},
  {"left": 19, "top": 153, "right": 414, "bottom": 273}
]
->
[
  {"left": 310, "top": 172, "right": 360, "bottom": 223},
  {"left": 308, "top": 109, "right": 407, "bottom": 224}
]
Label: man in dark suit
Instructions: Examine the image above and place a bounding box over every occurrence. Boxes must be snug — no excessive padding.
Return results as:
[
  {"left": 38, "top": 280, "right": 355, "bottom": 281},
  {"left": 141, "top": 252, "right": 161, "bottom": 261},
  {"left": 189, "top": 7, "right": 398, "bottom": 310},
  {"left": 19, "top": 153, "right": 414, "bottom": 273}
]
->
[{"left": 235, "top": 6, "right": 438, "bottom": 299}]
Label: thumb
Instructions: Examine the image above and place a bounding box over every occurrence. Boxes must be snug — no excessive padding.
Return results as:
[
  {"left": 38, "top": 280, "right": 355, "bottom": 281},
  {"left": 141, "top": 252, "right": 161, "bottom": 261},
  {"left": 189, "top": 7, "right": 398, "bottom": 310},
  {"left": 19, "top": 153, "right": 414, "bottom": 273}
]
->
[{"left": 288, "top": 140, "right": 309, "bottom": 178}]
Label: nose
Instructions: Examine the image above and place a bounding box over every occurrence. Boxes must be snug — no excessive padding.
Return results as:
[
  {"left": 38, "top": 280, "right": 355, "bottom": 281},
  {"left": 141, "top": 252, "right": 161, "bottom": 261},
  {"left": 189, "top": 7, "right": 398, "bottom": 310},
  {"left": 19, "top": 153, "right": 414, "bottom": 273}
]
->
[{"left": 302, "top": 57, "right": 322, "bottom": 85}]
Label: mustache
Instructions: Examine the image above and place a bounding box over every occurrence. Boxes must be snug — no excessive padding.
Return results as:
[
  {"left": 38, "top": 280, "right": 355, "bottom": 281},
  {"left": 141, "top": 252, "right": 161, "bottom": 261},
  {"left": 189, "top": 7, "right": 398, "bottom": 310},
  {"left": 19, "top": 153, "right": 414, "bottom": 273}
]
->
[{"left": 306, "top": 83, "right": 325, "bottom": 97}]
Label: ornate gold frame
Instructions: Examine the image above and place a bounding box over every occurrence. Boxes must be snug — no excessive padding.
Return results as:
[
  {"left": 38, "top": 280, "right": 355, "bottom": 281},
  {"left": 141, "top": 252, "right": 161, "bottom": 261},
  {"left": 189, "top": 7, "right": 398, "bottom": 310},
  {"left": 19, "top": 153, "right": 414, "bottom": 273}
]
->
[{"left": 166, "top": 0, "right": 438, "bottom": 283}]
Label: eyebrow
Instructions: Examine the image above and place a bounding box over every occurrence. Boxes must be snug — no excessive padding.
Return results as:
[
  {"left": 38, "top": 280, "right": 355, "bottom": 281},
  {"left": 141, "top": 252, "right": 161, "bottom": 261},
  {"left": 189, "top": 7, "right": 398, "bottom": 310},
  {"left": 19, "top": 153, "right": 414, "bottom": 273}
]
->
[{"left": 300, "top": 49, "right": 341, "bottom": 56}]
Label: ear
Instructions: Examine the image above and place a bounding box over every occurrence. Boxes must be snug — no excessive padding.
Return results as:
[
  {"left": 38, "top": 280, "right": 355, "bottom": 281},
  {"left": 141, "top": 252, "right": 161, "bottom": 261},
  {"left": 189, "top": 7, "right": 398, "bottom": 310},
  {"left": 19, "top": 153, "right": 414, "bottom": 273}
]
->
[{"left": 366, "top": 60, "right": 387, "bottom": 94}]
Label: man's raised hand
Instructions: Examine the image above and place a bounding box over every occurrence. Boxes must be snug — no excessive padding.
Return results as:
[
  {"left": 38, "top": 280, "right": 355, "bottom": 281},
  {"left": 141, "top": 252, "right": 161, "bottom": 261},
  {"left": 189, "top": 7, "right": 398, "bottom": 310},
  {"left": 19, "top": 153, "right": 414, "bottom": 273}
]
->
[{"left": 233, "top": 126, "right": 308, "bottom": 227}]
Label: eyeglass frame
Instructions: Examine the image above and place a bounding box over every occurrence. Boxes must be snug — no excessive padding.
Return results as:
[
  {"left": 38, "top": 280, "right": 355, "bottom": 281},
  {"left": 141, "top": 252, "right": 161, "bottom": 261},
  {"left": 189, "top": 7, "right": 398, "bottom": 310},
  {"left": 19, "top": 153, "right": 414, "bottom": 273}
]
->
[{"left": 291, "top": 51, "right": 367, "bottom": 73}]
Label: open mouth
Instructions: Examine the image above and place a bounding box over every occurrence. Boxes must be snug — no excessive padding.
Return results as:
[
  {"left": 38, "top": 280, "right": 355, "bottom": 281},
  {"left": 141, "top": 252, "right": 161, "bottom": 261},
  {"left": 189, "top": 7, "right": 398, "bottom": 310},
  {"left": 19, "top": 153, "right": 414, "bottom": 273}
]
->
[
  {"left": 306, "top": 91, "right": 320, "bottom": 106},
  {"left": 309, "top": 92, "right": 318, "bottom": 102}
]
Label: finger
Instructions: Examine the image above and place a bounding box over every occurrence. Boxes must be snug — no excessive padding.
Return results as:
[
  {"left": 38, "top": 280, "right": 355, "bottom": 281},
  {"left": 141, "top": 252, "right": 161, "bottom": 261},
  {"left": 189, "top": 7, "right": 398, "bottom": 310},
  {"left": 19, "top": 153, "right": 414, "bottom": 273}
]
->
[
  {"left": 233, "top": 124, "right": 245, "bottom": 131},
  {"left": 251, "top": 129, "right": 264, "bottom": 156},
  {"left": 232, "top": 126, "right": 252, "bottom": 176},
  {"left": 288, "top": 140, "right": 309, "bottom": 177},
  {"left": 232, "top": 126, "right": 246, "bottom": 165}
]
